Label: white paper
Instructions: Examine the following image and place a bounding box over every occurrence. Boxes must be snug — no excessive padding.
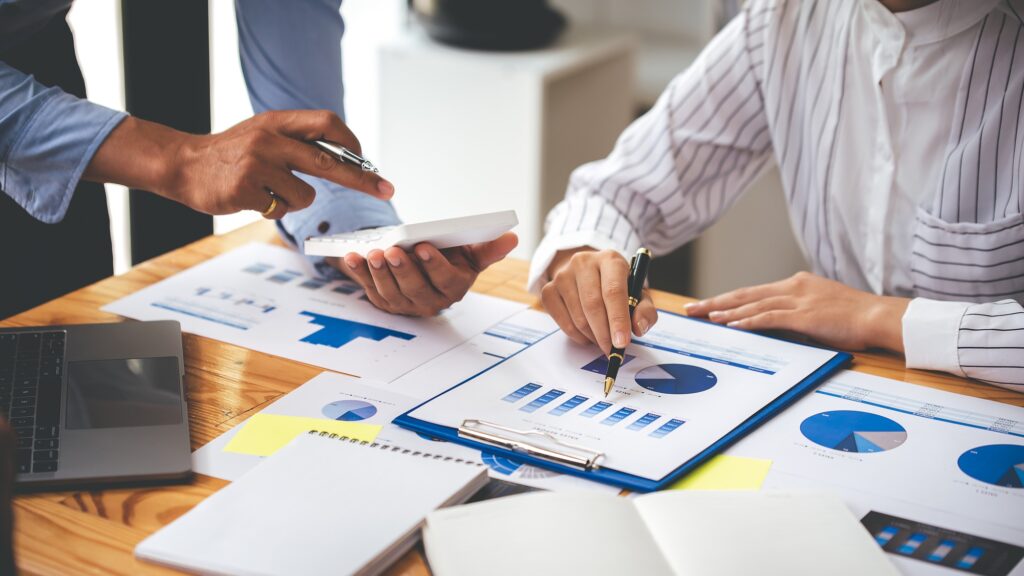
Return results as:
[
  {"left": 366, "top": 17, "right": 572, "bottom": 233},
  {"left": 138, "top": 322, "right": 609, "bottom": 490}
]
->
[
  {"left": 193, "top": 369, "right": 618, "bottom": 493},
  {"left": 408, "top": 312, "right": 838, "bottom": 479},
  {"left": 141, "top": 433, "right": 487, "bottom": 576},
  {"left": 424, "top": 491, "right": 897, "bottom": 576},
  {"left": 389, "top": 308, "right": 557, "bottom": 401},
  {"left": 726, "top": 370, "right": 1024, "bottom": 575},
  {"left": 103, "top": 243, "right": 526, "bottom": 382}
]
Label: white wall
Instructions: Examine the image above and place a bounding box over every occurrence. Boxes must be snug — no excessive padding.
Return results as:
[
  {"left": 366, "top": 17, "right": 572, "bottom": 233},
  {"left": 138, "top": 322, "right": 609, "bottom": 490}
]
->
[{"left": 67, "top": 0, "right": 130, "bottom": 275}]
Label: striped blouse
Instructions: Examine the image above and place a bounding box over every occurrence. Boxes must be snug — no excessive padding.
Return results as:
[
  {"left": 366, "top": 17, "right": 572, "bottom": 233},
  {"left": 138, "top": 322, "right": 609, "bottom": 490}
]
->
[{"left": 528, "top": 0, "right": 1024, "bottom": 392}]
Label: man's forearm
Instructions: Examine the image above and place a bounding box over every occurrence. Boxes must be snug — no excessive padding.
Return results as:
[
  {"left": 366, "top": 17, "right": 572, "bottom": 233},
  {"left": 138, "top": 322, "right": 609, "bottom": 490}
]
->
[{"left": 82, "top": 115, "right": 187, "bottom": 197}]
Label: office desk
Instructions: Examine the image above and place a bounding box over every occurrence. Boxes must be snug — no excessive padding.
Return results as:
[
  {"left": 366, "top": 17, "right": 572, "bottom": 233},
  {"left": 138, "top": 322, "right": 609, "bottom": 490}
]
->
[{"left": 5, "top": 221, "right": 1022, "bottom": 575}]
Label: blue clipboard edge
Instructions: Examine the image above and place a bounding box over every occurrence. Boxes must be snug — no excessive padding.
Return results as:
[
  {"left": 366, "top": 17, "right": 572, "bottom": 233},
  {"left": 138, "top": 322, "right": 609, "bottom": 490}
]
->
[{"left": 393, "top": 311, "right": 853, "bottom": 493}]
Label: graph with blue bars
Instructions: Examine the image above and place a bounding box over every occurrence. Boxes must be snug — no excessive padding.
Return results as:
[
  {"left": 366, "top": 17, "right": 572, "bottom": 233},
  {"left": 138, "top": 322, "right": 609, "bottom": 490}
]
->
[
  {"left": 635, "top": 364, "right": 717, "bottom": 395},
  {"left": 800, "top": 410, "right": 908, "bottom": 453},
  {"left": 521, "top": 389, "right": 564, "bottom": 413},
  {"left": 299, "top": 311, "right": 415, "bottom": 349},
  {"left": 497, "top": 384, "right": 684, "bottom": 439},
  {"left": 957, "top": 444, "right": 1024, "bottom": 489},
  {"left": 549, "top": 395, "right": 588, "bottom": 416}
]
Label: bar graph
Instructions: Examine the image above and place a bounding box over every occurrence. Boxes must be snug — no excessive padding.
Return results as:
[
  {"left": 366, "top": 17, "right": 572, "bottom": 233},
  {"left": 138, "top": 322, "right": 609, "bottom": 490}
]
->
[
  {"left": 649, "top": 419, "right": 685, "bottom": 439},
  {"left": 627, "top": 412, "right": 661, "bottom": 431},
  {"left": 520, "top": 389, "right": 565, "bottom": 413},
  {"left": 601, "top": 407, "right": 637, "bottom": 426},
  {"left": 580, "top": 401, "right": 612, "bottom": 418},
  {"left": 502, "top": 383, "right": 541, "bottom": 402},
  {"left": 549, "top": 395, "right": 588, "bottom": 416},
  {"left": 861, "top": 511, "right": 1024, "bottom": 575}
]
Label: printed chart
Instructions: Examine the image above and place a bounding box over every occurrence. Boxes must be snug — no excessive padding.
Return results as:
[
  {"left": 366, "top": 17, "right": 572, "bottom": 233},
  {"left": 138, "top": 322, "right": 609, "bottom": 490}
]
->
[
  {"left": 322, "top": 400, "right": 378, "bottom": 422},
  {"left": 634, "top": 363, "right": 718, "bottom": 395},
  {"left": 799, "top": 410, "right": 909, "bottom": 454},
  {"left": 958, "top": 445, "right": 1024, "bottom": 489},
  {"left": 500, "top": 383, "right": 685, "bottom": 438},
  {"left": 104, "top": 243, "right": 526, "bottom": 382}
]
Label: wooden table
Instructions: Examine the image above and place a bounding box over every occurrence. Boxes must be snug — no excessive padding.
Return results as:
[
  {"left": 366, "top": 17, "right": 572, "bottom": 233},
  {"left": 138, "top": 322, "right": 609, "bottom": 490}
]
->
[{"left": 6, "top": 221, "right": 1022, "bottom": 575}]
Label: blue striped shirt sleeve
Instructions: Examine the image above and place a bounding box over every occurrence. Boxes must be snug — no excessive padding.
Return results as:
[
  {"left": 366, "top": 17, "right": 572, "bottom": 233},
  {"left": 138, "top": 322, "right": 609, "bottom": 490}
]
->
[{"left": 0, "top": 59, "right": 125, "bottom": 223}]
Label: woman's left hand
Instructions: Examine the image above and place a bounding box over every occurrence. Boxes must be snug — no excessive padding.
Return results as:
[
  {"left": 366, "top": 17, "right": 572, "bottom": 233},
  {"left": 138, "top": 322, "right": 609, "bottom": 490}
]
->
[{"left": 684, "top": 271, "right": 910, "bottom": 352}]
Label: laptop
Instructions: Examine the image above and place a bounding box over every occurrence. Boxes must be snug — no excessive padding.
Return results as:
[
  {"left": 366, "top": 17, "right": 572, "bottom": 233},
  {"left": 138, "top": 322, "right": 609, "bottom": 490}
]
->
[{"left": 0, "top": 320, "right": 191, "bottom": 488}]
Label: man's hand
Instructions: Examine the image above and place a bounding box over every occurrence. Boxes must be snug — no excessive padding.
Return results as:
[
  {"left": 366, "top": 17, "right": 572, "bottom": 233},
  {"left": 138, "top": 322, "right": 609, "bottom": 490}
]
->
[
  {"left": 684, "top": 271, "right": 910, "bottom": 352},
  {"left": 85, "top": 110, "right": 394, "bottom": 220},
  {"left": 540, "top": 248, "right": 658, "bottom": 355},
  {"left": 330, "top": 232, "right": 518, "bottom": 317}
]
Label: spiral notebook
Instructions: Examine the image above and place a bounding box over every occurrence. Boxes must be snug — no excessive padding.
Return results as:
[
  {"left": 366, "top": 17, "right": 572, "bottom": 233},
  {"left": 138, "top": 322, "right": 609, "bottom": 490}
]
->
[{"left": 136, "top": 432, "right": 488, "bottom": 576}]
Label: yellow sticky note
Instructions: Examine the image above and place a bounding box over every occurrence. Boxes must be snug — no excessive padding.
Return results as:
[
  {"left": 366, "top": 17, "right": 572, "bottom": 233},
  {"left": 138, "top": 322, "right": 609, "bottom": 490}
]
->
[
  {"left": 669, "top": 455, "right": 772, "bottom": 491},
  {"left": 224, "top": 414, "right": 381, "bottom": 457}
]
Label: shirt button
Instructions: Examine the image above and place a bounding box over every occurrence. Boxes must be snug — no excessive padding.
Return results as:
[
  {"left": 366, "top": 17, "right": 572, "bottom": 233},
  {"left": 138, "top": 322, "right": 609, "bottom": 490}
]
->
[{"left": 317, "top": 221, "right": 330, "bottom": 234}]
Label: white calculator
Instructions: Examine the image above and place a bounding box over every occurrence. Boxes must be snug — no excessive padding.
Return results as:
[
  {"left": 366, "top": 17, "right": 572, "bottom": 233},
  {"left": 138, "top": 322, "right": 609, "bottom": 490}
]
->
[{"left": 304, "top": 210, "right": 518, "bottom": 257}]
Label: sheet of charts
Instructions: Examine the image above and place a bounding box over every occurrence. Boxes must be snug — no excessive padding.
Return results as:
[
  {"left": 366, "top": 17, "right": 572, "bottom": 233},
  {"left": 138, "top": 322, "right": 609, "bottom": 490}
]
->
[
  {"left": 727, "top": 370, "right": 1024, "bottom": 576},
  {"left": 408, "top": 312, "right": 838, "bottom": 480},
  {"left": 103, "top": 243, "right": 526, "bottom": 382}
]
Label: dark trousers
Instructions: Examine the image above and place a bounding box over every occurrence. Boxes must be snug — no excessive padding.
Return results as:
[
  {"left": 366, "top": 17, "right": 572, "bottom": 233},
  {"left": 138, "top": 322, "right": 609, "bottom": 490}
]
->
[{"left": 0, "top": 10, "right": 113, "bottom": 320}]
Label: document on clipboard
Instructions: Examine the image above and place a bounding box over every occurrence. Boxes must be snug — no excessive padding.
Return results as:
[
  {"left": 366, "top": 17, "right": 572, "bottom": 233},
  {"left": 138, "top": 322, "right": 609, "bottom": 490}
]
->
[{"left": 396, "top": 312, "right": 851, "bottom": 492}]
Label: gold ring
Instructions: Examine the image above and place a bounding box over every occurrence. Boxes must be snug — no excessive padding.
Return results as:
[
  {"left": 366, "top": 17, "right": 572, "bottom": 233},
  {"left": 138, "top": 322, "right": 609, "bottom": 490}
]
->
[
  {"left": 609, "top": 353, "right": 624, "bottom": 361},
  {"left": 628, "top": 297, "right": 639, "bottom": 307},
  {"left": 260, "top": 194, "right": 278, "bottom": 217}
]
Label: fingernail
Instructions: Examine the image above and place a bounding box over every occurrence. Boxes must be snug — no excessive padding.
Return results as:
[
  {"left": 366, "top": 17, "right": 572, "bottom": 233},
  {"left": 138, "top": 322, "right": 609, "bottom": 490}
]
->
[
  {"left": 613, "top": 330, "right": 627, "bottom": 348},
  {"left": 417, "top": 248, "right": 431, "bottom": 262},
  {"left": 386, "top": 253, "right": 401, "bottom": 267},
  {"left": 346, "top": 258, "right": 358, "bottom": 270},
  {"left": 369, "top": 256, "right": 384, "bottom": 269},
  {"left": 708, "top": 310, "right": 724, "bottom": 320},
  {"left": 637, "top": 320, "right": 648, "bottom": 336},
  {"left": 727, "top": 320, "right": 743, "bottom": 328},
  {"left": 377, "top": 180, "right": 394, "bottom": 197}
]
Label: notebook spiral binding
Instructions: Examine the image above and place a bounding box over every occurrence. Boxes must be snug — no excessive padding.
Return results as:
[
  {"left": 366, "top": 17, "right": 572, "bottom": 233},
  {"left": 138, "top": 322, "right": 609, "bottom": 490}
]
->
[{"left": 306, "top": 430, "right": 483, "bottom": 467}]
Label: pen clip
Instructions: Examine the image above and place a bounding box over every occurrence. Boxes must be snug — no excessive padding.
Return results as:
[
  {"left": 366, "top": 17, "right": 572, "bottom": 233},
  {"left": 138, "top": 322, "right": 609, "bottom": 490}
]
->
[{"left": 458, "top": 419, "right": 605, "bottom": 471}]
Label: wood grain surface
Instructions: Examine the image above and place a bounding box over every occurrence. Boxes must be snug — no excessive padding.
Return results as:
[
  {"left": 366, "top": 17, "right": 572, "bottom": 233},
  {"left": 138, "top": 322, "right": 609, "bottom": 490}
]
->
[{"left": 5, "top": 221, "right": 1021, "bottom": 575}]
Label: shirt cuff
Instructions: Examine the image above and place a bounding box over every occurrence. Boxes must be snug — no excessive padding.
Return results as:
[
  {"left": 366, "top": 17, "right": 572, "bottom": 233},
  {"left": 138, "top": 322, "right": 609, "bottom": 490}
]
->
[
  {"left": 902, "top": 297, "right": 970, "bottom": 376},
  {"left": 527, "top": 228, "right": 643, "bottom": 295},
  {"left": 277, "top": 175, "right": 401, "bottom": 278},
  {"left": 3, "top": 91, "right": 126, "bottom": 223}
]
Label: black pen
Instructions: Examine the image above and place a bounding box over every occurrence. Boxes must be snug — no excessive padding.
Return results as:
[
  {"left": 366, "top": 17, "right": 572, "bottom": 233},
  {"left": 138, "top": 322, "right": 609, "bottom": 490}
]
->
[{"left": 603, "top": 247, "right": 652, "bottom": 397}]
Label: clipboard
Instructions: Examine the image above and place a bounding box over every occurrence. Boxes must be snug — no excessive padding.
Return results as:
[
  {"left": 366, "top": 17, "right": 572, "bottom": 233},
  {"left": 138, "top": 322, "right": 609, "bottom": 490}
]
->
[{"left": 394, "top": 312, "right": 853, "bottom": 492}]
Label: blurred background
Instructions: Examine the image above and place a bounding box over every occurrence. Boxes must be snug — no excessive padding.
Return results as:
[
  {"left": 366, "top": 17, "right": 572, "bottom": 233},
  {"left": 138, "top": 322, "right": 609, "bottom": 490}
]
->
[{"left": 68, "top": 0, "right": 805, "bottom": 299}]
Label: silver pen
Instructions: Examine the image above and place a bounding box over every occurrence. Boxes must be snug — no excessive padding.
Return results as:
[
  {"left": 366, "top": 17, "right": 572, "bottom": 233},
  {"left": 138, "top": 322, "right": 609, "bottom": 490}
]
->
[{"left": 313, "top": 140, "right": 380, "bottom": 174}]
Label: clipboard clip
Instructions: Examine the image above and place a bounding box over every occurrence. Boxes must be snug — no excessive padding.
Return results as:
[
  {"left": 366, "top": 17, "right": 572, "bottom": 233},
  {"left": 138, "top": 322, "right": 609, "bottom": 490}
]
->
[{"left": 458, "top": 419, "right": 605, "bottom": 471}]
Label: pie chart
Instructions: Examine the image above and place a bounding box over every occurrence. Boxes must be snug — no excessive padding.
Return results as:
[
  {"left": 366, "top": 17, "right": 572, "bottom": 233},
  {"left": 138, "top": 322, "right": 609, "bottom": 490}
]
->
[
  {"left": 957, "top": 444, "right": 1024, "bottom": 488},
  {"left": 322, "top": 399, "right": 377, "bottom": 422},
  {"left": 800, "top": 410, "right": 907, "bottom": 453},
  {"left": 635, "top": 364, "right": 717, "bottom": 394}
]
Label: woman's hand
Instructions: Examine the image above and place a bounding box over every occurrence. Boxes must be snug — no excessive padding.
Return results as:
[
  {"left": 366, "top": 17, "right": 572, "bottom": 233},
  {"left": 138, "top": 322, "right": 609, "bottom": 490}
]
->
[
  {"left": 540, "top": 248, "right": 658, "bottom": 355},
  {"left": 331, "top": 232, "right": 518, "bottom": 317},
  {"left": 86, "top": 110, "right": 394, "bottom": 220},
  {"left": 684, "top": 271, "right": 910, "bottom": 352}
]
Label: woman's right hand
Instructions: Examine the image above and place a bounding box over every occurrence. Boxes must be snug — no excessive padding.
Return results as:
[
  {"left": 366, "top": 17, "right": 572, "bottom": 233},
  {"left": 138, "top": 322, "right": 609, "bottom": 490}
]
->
[{"left": 540, "top": 248, "right": 658, "bottom": 355}]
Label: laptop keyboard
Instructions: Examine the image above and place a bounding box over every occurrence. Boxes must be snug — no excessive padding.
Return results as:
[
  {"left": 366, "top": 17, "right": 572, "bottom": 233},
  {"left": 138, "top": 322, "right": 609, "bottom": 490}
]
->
[{"left": 0, "top": 330, "right": 64, "bottom": 475}]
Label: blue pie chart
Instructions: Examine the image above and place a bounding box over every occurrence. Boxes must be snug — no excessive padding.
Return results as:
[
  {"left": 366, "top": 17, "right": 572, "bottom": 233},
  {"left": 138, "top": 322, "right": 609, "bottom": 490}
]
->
[
  {"left": 800, "top": 410, "right": 907, "bottom": 453},
  {"left": 635, "top": 364, "right": 717, "bottom": 394},
  {"left": 322, "top": 400, "right": 377, "bottom": 422},
  {"left": 957, "top": 444, "right": 1024, "bottom": 488}
]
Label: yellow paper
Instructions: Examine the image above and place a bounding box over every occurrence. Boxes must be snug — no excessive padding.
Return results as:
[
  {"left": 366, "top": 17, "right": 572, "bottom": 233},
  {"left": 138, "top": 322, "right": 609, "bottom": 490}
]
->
[
  {"left": 669, "top": 455, "right": 772, "bottom": 491},
  {"left": 224, "top": 414, "right": 381, "bottom": 457}
]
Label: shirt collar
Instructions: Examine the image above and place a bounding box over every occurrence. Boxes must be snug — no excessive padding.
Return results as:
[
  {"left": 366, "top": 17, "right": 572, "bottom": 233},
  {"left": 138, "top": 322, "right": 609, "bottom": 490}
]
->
[{"left": 860, "top": 0, "right": 1000, "bottom": 47}]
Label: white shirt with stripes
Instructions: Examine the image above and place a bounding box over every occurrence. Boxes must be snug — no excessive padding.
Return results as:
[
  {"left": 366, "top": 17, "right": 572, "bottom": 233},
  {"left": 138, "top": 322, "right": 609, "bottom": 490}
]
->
[{"left": 528, "top": 0, "right": 1024, "bottom": 392}]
